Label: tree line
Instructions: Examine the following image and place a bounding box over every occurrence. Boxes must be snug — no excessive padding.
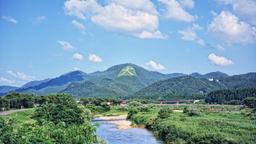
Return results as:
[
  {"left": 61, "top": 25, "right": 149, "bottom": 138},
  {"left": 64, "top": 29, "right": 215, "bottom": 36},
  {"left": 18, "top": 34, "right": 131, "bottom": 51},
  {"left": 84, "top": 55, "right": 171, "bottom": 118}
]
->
[
  {"left": 0, "top": 94, "right": 105, "bottom": 143},
  {"left": 0, "top": 93, "right": 48, "bottom": 111},
  {"left": 205, "top": 88, "right": 256, "bottom": 108}
]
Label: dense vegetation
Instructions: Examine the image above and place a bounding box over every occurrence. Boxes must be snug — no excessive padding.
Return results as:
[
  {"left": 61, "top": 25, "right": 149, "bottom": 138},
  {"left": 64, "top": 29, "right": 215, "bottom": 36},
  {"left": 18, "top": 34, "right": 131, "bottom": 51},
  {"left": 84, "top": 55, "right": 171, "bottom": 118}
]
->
[
  {"left": 134, "top": 76, "right": 224, "bottom": 100},
  {"left": 0, "top": 94, "right": 103, "bottom": 144},
  {"left": 205, "top": 88, "right": 256, "bottom": 106},
  {"left": 127, "top": 104, "right": 256, "bottom": 144},
  {"left": 0, "top": 93, "right": 46, "bottom": 111}
]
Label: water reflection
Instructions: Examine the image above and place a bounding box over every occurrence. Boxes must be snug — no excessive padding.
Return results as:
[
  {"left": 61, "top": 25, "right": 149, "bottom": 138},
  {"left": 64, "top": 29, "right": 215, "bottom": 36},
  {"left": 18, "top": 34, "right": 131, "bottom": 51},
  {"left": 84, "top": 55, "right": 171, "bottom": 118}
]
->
[{"left": 95, "top": 121, "right": 162, "bottom": 144}]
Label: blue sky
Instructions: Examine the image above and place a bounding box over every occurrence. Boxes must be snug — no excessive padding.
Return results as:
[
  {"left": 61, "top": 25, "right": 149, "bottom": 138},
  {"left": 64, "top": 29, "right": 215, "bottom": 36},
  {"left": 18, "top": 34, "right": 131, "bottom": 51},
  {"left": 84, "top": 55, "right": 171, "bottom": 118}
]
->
[{"left": 0, "top": 0, "right": 256, "bottom": 86}]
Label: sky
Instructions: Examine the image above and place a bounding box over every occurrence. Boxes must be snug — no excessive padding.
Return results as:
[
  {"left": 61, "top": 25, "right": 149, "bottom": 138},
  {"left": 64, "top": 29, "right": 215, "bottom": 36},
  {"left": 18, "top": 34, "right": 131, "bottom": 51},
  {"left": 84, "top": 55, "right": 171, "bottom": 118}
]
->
[{"left": 0, "top": 0, "right": 256, "bottom": 86}]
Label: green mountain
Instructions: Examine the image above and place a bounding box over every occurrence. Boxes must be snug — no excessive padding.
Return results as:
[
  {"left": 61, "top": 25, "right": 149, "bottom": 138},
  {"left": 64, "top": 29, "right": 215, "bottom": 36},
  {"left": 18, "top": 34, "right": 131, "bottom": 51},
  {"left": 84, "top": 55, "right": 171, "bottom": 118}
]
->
[
  {"left": 118, "top": 65, "right": 137, "bottom": 77},
  {"left": 60, "top": 81, "right": 118, "bottom": 98},
  {"left": 62, "top": 64, "right": 169, "bottom": 98},
  {"left": 219, "top": 73, "right": 256, "bottom": 89},
  {"left": 133, "top": 76, "right": 225, "bottom": 100},
  {"left": 1, "top": 63, "right": 255, "bottom": 99},
  {"left": 0, "top": 86, "right": 18, "bottom": 96}
]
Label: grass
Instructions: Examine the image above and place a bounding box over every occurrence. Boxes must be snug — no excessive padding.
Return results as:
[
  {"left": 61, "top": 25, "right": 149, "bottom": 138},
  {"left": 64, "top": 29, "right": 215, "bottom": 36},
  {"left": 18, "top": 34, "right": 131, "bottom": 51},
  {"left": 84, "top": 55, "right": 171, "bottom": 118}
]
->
[
  {"left": 129, "top": 104, "right": 256, "bottom": 144},
  {"left": 1, "top": 108, "right": 35, "bottom": 128},
  {"left": 95, "top": 106, "right": 128, "bottom": 117}
]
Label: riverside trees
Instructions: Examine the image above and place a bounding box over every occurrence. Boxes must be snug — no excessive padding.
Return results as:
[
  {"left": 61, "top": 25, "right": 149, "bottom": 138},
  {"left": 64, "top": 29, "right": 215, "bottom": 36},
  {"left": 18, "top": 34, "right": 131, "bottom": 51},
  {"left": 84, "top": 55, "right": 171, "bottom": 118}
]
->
[{"left": 0, "top": 94, "right": 100, "bottom": 144}]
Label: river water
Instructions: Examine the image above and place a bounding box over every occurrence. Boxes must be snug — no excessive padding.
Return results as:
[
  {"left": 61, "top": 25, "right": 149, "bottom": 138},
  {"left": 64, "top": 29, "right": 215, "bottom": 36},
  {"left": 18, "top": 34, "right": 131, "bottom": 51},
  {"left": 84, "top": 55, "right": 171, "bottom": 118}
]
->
[{"left": 94, "top": 121, "right": 162, "bottom": 144}]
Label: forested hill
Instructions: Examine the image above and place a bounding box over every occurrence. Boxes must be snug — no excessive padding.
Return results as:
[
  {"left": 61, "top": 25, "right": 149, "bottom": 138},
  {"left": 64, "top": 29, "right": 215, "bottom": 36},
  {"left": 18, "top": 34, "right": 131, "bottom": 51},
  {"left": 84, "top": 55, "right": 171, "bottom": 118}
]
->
[
  {"left": 133, "top": 73, "right": 256, "bottom": 100},
  {"left": 133, "top": 76, "right": 226, "bottom": 99},
  {"left": 0, "top": 63, "right": 256, "bottom": 99}
]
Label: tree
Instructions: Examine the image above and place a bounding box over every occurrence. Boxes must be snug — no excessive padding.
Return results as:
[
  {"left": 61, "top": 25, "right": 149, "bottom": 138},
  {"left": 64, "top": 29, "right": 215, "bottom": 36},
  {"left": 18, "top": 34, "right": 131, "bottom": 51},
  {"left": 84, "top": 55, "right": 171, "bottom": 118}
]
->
[
  {"left": 158, "top": 107, "right": 172, "bottom": 119},
  {"left": 32, "top": 94, "right": 85, "bottom": 125},
  {"left": 243, "top": 97, "right": 256, "bottom": 108}
]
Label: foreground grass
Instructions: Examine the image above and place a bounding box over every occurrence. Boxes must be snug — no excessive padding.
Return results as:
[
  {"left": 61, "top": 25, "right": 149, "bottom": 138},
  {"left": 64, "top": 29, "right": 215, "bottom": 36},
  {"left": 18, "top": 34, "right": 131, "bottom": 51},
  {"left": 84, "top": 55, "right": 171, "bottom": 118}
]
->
[
  {"left": 129, "top": 105, "right": 256, "bottom": 144},
  {"left": 92, "top": 105, "right": 128, "bottom": 117},
  {"left": 1, "top": 108, "right": 35, "bottom": 127}
]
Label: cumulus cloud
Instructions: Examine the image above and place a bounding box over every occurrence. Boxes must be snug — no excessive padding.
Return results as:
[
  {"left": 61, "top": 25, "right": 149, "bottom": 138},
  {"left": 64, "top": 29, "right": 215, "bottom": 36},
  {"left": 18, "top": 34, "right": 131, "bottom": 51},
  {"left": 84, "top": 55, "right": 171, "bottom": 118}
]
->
[
  {"left": 208, "top": 53, "right": 234, "bottom": 66},
  {"left": 159, "top": 0, "right": 196, "bottom": 22},
  {"left": 178, "top": 24, "right": 206, "bottom": 47},
  {"left": 64, "top": 0, "right": 166, "bottom": 39},
  {"left": 218, "top": 0, "right": 256, "bottom": 25},
  {"left": 7, "top": 70, "right": 35, "bottom": 81},
  {"left": 1, "top": 16, "right": 18, "bottom": 24},
  {"left": 72, "top": 19, "right": 85, "bottom": 30},
  {"left": 178, "top": 28, "right": 197, "bottom": 41},
  {"left": 57, "top": 40, "right": 74, "bottom": 50},
  {"left": 180, "top": 0, "right": 194, "bottom": 9},
  {"left": 88, "top": 54, "right": 102, "bottom": 63},
  {"left": 146, "top": 60, "right": 166, "bottom": 71},
  {"left": 34, "top": 16, "right": 46, "bottom": 24},
  {"left": 73, "top": 53, "right": 83, "bottom": 61},
  {"left": 215, "top": 44, "right": 225, "bottom": 51},
  {"left": 208, "top": 11, "right": 256, "bottom": 43},
  {"left": 0, "top": 77, "right": 15, "bottom": 84}
]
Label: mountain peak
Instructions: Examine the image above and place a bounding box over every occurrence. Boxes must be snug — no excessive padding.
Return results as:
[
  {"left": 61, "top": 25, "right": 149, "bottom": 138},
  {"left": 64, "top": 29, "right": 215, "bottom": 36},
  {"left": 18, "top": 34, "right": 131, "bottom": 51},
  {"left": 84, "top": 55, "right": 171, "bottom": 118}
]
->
[
  {"left": 118, "top": 65, "right": 137, "bottom": 77},
  {"left": 63, "top": 70, "right": 87, "bottom": 76}
]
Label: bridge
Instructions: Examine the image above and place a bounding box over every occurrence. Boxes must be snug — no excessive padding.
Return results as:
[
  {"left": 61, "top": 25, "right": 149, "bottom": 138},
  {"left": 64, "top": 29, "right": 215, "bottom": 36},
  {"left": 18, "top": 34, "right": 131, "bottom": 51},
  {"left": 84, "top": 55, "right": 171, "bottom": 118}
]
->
[{"left": 157, "top": 100, "right": 195, "bottom": 104}]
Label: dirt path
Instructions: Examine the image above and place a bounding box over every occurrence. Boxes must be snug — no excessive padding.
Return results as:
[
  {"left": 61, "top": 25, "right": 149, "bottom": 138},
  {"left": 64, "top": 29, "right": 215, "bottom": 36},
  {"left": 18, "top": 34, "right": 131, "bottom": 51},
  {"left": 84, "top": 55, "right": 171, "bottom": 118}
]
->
[
  {"left": 0, "top": 109, "right": 28, "bottom": 116},
  {"left": 95, "top": 114, "right": 132, "bottom": 129}
]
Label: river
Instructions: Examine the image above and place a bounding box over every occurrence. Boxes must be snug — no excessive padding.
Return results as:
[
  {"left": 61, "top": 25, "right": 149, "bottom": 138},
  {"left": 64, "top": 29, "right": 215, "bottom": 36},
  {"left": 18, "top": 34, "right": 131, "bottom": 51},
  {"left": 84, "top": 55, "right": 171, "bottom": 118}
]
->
[{"left": 94, "top": 120, "right": 162, "bottom": 144}]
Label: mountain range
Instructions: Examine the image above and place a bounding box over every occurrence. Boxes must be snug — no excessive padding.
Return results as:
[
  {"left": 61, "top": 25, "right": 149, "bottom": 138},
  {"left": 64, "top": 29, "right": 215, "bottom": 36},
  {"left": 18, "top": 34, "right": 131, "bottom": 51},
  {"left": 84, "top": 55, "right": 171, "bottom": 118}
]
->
[{"left": 1, "top": 63, "right": 256, "bottom": 99}]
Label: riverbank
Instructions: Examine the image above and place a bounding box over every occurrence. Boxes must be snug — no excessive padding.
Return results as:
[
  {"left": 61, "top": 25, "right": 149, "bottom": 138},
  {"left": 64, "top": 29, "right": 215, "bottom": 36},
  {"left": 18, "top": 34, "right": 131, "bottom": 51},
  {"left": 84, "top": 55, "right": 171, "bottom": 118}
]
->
[
  {"left": 95, "top": 114, "right": 132, "bottom": 129},
  {"left": 128, "top": 104, "right": 256, "bottom": 144}
]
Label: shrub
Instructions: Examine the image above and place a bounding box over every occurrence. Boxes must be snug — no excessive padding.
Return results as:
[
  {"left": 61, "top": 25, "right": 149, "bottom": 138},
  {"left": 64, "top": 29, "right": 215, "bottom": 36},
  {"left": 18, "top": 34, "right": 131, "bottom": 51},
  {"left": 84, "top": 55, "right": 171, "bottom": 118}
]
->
[
  {"left": 127, "top": 108, "right": 139, "bottom": 119},
  {"left": 158, "top": 107, "right": 172, "bottom": 119},
  {"left": 243, "top": 97, "right": 256, "bottom": 108},
  {"left": 32, "top": 94, "right": 85, "bottom": 125},
  {"left": 183, "top": 107, "right": 200, "bottom": 116},
  {"left": 128, "top": 101, "right": 142, "bottom": 107}
]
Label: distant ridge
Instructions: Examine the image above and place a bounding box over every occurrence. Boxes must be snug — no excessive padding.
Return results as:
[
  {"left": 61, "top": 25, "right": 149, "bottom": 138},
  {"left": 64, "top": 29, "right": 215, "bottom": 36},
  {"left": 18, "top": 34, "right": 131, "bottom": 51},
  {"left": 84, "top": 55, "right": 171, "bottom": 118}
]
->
[{"left": 0, "top": 63, "right": 255, "bottom": 99}]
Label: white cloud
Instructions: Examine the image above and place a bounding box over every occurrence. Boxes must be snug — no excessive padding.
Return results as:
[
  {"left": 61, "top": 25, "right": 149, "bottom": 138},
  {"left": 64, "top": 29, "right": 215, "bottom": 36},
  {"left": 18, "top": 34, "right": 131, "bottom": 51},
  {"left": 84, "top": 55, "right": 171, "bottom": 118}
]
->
[
  {"left": 146, "top": 60, "right": 166, "bottom": 71},
  {"left": 34, "top": 16, "right": 46, "bottom": 24},
  {"left": 215, "top": 44, "right": 225, "bottom": 51},
  {"left": 178, "top": 24, "right": 206, "bottom": 47},
  {"left": 180, "top": 0, "right": 194, "bottom": 9},
  {"left": 219, "top": 0, "right": 256, "bottom": 25},
  {"left": 7, "top": 70, "right": 35, "bottom": 81},
  {"left": 208, "top": 11, "right": 256, "bottom": 43},
  {"left": 64, "top": 0, "right": 166, "bottom": 39},
  {"left": 1, "top": 16, "right": 18, "bottom": 24},
  {"left": 159, "top": 0, "right": 196, "bottom": 22},
  {"left": 208, "top": 53, "right": 234, "bottom": 66},
  {"left": 196, "top": 39, "right": 206, "bottom": 47},
  {"left": 72, "top": 19, "right": 85, "bottom": 30},
  {"left": 57, "top": 40, "right": 74, "bottom": 51},
  {"left": 64, "top": 0, "right": 100, "bottom": 19},
  {"left": 178, "top": 28, "right": 197, "bottom": 41},
  {"left": 0, "top": 77, "right": 15, "bottom": 84},
  {"left": 73, "top": 53, "right": 83, "bottom": 61},
  {"left": 88, "top": 54, "right": 102, "bottom": 63}
]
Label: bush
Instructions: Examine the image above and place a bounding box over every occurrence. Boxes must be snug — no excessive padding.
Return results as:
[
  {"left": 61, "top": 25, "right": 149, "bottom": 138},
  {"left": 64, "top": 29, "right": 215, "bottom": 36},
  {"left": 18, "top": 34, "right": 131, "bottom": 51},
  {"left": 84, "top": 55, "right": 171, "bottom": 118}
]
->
[
  {"left": 248, "top": 109, "right": 256, "bottom": 120},
  {"left": 243, "top": 97, "right": 256, "bottom": 108},
  {"left": 128, "top": 101, "right": 142, "bottom": 107},
  {"left": 158, "top": 107, "right": 172, "bottom": 119},
  {"left": 32, "top": 94, "right": 85, "bottom": 125},
  {"left": 127, "top": 108, "right": 139, "bottom": 119},
  {"left": 183, "top": 107, "right": 200, "bottom": 116}
]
